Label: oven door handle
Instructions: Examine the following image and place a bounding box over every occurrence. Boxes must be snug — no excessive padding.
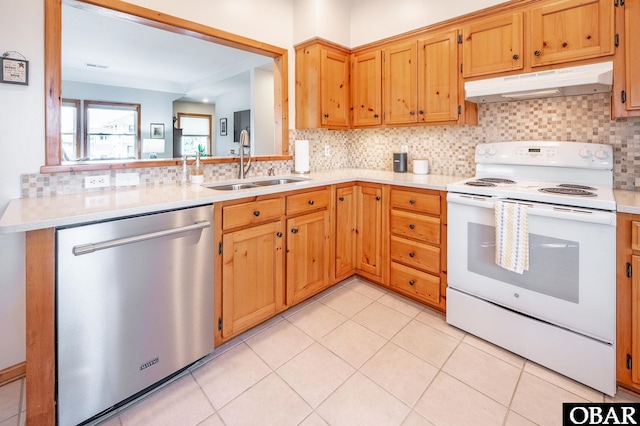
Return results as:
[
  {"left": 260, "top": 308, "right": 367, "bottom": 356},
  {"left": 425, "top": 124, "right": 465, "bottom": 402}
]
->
[
  {"left": 446, "top": 193, "right": 505, "bottom": 208},
  {"left": 527, "top": 207, "right": 615, "bottom": 226}
]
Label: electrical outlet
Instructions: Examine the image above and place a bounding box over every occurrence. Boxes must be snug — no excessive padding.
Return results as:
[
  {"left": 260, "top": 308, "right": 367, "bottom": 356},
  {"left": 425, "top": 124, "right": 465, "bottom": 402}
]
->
[
  {"left": 84, "top": 175, "right": 111, "bottom": 189},
  {"left": 324, "top": 145, "right": 330, "bottom": 157},
  {"left": 115, "top": 172, "right": 140, "bottom": 187}
]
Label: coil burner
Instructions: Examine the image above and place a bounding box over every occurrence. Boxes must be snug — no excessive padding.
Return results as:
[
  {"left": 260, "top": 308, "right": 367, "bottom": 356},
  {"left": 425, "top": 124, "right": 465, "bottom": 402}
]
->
[
  {"left": 539, "top": 187, "right": 597, "bottom": 197},
  {"left": 465, "top": 181, "right": 496, "bottom": 187},
  {"left": 477, "top": 178, "right": 516, "bottom": 184},
  {"left": 556, "top": 184, "right": 597, "bottom": 190}
]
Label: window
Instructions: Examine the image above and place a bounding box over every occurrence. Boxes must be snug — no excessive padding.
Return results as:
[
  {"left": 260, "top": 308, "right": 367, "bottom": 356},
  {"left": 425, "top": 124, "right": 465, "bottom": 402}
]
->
[
  {"left": 178, "top": 113, "right": 212, "bottom": 156},
  {"left": 61, "top": 99, "right": 80, "bottom": 161},
  {"left": 84, "top": 101, "right": 140, "bottom": 160}
]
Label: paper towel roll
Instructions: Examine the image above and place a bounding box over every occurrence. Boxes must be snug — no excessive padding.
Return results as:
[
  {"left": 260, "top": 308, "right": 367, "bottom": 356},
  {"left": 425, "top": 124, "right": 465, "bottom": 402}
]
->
[
  {"left": 413, "top": 159, "right": 429, "bottom": 175},
  {"left": 294, "top": 140, "right": 310, "bottom": 173}
]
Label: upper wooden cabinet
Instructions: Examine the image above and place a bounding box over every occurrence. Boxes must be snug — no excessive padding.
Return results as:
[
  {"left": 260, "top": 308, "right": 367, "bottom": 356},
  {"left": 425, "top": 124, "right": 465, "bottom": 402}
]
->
[
  {"left": 295, "top": 40, "right": 350, "bottom": 129},
  {"left": 614, "top": 0, "right": 640, "bottom": 117},
  {"left": 418, "top": 30, "right": 460, "bottom": 123},
  {"left": 462, "top": 12, "right": 524, "bottom": 78},
  {"left": 384, "top": 41, "right": 419, "bottom": 124},
  {"left": 530, "top": 0, "right": 615, "bottom": 67},
  {"left": 351, "top": 50, "right": 383, "bottom": 127}
]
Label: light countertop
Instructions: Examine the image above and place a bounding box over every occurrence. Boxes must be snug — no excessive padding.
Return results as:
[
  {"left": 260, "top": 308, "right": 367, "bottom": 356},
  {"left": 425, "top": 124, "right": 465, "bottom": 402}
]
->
[
  {"left": 0, "top": 169, "right": 463, "bottom": 234},
  {"left": 615, "top": 190, "right": 640, "bottom": 215}
]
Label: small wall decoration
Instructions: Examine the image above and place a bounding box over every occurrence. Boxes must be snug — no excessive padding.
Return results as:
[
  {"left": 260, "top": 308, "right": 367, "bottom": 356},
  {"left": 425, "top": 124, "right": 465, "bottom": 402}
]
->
[
  {"left": 220, "top": 118, "right": 227, "bottom": 136},
  {"left": 150, "top": 123, "right": 164, "bottom": 139},
  {"left": 1, "top": 52, "right": 29, "bottom": 85}
]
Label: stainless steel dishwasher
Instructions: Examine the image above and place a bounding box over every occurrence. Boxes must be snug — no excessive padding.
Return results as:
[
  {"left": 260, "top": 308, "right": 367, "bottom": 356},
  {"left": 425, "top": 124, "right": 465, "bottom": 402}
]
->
[{"left": 56, "top": 205, "right": 214, "bottom": 426}]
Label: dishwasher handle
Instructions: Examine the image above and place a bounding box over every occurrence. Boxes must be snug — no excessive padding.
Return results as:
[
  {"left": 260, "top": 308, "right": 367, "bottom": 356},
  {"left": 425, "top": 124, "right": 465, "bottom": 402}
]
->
[{"left": 72, "top": 220, "right": 211, "bottom": 256}]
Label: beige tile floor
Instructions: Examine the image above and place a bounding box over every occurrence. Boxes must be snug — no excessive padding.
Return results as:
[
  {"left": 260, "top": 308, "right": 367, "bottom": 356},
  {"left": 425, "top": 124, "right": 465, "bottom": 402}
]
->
[{"left": 2, "top": 276, "right": 639, "bottom": 426}]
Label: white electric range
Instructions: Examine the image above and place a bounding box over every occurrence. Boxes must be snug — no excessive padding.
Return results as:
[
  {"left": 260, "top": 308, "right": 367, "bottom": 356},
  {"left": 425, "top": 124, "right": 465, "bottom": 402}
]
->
[{"left": 446, "top": 141, "right": 617, "bottom": 396}]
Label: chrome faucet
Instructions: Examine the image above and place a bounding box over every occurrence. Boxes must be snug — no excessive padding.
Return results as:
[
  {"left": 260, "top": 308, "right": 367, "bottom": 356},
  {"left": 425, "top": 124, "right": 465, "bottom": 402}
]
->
[{"left": 238, "top": 130, "right": 251, "bottom": 179}]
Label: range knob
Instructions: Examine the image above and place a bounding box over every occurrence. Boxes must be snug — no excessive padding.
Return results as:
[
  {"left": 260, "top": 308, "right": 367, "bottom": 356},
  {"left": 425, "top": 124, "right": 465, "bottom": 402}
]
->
[
  {"left": 594, "top": 149, "right": 608, "bottom": 160},
  {"left": 578, "top": 148, "right": 592, "bottom": 158},
  {"left": 487, "top": 147, "right": 497, "bottom": 156}
]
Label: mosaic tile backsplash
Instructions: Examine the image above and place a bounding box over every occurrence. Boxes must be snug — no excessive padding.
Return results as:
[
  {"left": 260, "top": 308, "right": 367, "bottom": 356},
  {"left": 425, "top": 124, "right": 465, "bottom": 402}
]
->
[{"left": 21, "top": 93, "right": 640, "bottom": 197}]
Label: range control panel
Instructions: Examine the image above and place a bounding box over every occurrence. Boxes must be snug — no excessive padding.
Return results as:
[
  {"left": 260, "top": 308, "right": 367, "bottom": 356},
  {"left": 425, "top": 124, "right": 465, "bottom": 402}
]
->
[{"left": 475, "top": 141, "right": 613, "bottom": 170}]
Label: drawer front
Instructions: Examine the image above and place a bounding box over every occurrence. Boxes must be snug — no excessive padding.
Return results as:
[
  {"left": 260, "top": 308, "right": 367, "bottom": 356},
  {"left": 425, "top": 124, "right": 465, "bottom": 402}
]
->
[
  {"left": 222, "top": 198, "right": 285, "bottom": 230},
  {"left": 633, "top": 221, "right": 640, "bottom": 251},
  {"left": 390, "top": 261, "right": 440, "bottom": 305},
  {"left": 390, "top": 235, "right": 440, "bottom": 274},
  {"left": 390, "top": 189, "right": 440, "bottom": 215},
  {"left": 390, "top": 209, "right": 440, "bottom": 244},
  {"left": 287, "top": 188, "right": 330, "bottom": 215}
]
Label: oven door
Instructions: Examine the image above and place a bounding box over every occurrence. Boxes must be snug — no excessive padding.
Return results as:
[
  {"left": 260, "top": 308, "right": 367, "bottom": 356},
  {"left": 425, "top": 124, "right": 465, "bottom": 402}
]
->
[{"left": 447, "top": 192, "right": 616, "bottom": 343}]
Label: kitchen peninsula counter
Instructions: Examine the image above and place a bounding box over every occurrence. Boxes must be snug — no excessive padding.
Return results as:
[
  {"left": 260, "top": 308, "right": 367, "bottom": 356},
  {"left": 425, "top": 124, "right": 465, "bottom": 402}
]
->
[{"left": 0, "top": 169, "right": 463, "bottom": 233}]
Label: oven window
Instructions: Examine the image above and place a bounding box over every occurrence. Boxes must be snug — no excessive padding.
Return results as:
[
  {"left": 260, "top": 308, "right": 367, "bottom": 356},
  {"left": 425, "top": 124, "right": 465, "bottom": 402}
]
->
[{"left": 467, "top": 223, "right": 579, "bottom": 303}]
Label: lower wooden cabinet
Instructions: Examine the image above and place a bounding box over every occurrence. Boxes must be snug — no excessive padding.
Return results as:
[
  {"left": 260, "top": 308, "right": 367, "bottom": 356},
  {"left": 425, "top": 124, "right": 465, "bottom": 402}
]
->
[
  {"left": 356, "top": 183, "right": 386, "bottom": 281},
  {"left": 617, "top": 213, "right": 640, "bottom": 392},
  {"left": 335, "top": 185, "right": 357, "bottom": 280}
]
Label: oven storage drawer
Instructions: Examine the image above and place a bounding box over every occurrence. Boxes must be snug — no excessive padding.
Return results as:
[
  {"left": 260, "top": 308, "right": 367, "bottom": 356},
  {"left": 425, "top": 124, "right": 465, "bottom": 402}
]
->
[
  {"left": 222, "top": 198, "right": 284, "bottom": 230},
  {"left": 390, "top": 189, "right": 440, "bottom": 215},
  {"left": 390, "top": 210, "right": 440, "bottom": 244},
  {"left": 390, "top": 261, "right": 440, "bottom": 304},
  {"left": 390, "top": 235, "right": 440, "bottom": 274}
]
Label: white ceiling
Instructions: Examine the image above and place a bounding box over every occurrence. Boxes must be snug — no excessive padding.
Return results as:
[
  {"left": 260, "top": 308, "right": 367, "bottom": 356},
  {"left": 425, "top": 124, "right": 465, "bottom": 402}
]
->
[{"left": 62, "top": 5, "right": 274, "bottom": 102}]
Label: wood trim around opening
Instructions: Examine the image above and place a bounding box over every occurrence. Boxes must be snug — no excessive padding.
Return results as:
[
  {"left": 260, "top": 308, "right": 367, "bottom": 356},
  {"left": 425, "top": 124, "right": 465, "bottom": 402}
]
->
[{"left": 0, "top": 362, "right": 26, "bottom": 387}]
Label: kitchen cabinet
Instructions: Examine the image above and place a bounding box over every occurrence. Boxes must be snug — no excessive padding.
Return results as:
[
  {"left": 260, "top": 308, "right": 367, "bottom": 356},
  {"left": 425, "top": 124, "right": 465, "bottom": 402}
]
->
[
  {"left": 617, "top": 213, "right": 640, "bottom": 392},
  {"left": 286, "top": 188, "right": 332, "bottom": 305},
  {"left": 388, "top": 187, "right": 447, "bottom": 310},
  {"left": 356, "top": 183, "right": 386, "bottom": 282},
  {"left": 295, "top": 39, "right": 350, "bottom": 129},
  {"left": 530, "top": 0, "right": 614, "bottom": 68},
  {"left": 351, "top": 50, "right": 383, "bottom": 127},
  {"left": 383, "top": 41, "right": 419, "bottom": 125},
  {"left": 613, "top": 0, "right": 640, "bottom": 117},
  {"left": 216, "top": 197, "right": 285, "bottom": 342},
  {"left": 335, "top": 185, "right": 357, "bottom": 280},
  {"left": 461, "top": 11, "right": 524, "bottom": 78}
]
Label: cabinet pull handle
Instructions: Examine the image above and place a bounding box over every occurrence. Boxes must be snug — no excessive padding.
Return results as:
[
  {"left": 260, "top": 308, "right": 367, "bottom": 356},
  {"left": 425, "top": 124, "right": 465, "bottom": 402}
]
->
[
  {"left": 374, "top": 114, "right": 379, "bottom": 118},
  {"left": 534, "top": 50, "right": 541, "bottom": 56},
  {"left": 409, "top": 111, "right": 415, "bottom": 115},
  {"left": 409, "top": 252, "right": 415, "bottom": 258},
  {"left": 418, "top": 110, "right": 424, "bottom": 115},
  {"left": 409, "top": 224, "right": 415, "bottom": 229},
  {"left": 376, "top": 196, "right": 381, "bottom": 201},
  {"left": 339, "top": 196, "right": 344, "bottom": 201},
  {"left": 308, "top": 200, "right": 315, "bottom": 205},
  {"left": 512, "top": 54, "right": 519, "bottom": 60},
  {"left": 324, "top": 113, "right": 329, "bottom": 118},
  {"left": 409, "top": 199, "right": 416, "bottom": 205},
  {"left": 409, "top": 280, "right": 415, "bottom": 286},
  {"left": 253, "top": 211, "right": 261, "bottom": 217},
  {"left": 562, "top": 42, "right": 568, "bottom": 48},
  {"left": 291, "top": 228, "right": 299, "bottom": 234},
  {"left": 276, "top": 232, "right": 283, "bottom": 238}
]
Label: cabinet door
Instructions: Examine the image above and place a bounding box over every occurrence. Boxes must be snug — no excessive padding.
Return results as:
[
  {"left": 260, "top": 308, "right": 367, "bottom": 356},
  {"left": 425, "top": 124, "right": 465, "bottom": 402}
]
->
[
  {"left": 530, "top": 0, "right": 614, "bottom": 67},
  {"left": 335, "top": 186, "right": 357, "bottom": 279},
  {"left": 287, "top": 210, "right": 331, "bottom": 305},
  {"left": 384, "top": 41, "right": 418, "bottom": 124},
  {"left": 222, "top": 221, "right": 284, "bottom": 338},
  {"left": 625, "top": 0, "right": 640, "bottom": 111},
  {"left": 633, "top": 255, "right": 640, "bottom": 384},
  {"left": 418, "top": 29, "right": 459, "bottom": 123},
  {"left": 357, "top": 185, "right": 383, "bottom": 278},
  {"left": 321, "top": 48, "right": 350, "bottom": 128},
  {"left": 462, "top": 12, "right": 523, "bottom": 78},
  {"left": 352, "top": 50, "right": 383, "bottom": 127}
]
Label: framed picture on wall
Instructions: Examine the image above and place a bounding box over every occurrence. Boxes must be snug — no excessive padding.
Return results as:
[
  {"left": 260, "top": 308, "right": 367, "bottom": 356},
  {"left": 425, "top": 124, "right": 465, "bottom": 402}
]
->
[
  {"left": 220, "top": 118, "right": 227, "bottom": 136},
  {"left": 150, "top": 123, "right": 164, "bottom": 139}
]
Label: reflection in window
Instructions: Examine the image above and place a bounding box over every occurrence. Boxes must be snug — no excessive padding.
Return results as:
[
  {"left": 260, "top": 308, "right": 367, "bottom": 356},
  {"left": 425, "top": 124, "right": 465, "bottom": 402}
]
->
[
  {"left": 61, "top": 99, "right": 80, "bottom": 161},
  {"left": 84, "top": 101, "right": 140, "bottom": 160},
  {"left": 178, "top": 113, "right": 212, "bottom": 156}
]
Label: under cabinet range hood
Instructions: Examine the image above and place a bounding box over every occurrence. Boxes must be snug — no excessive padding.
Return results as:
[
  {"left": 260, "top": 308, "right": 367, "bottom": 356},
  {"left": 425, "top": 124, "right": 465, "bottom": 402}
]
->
[{"left": 464, "top": 61, "right": 613, "bottom": 103}]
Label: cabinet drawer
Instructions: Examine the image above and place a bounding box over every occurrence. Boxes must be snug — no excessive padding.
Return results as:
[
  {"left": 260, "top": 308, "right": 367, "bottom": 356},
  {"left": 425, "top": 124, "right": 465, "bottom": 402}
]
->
[
  {"left": 390, "top": 189, "right": 440, "bottom": 215},
  {"left": 390, "top": 235, "right": 440, "bottom": 274},
  {"left": 390, "top": 209, "right": 440, "bottom": 244},
  {"left": 390, "top": 261, "right": 440, "bottom": 305},
  {"left": 633, "top": 221, "right": 640, "bottom": 251},
  {"left": 222, "top": 198, "right": 284, "bottom": 230},
  {"left": 287, "top": 188, "right": 330, "bottom": 215}
]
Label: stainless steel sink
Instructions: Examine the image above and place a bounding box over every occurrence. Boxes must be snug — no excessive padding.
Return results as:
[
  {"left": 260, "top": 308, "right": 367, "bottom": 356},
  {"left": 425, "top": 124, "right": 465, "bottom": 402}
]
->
[
  {"left": 253, "top": 178, "right": 308, "bottom": 186},
  {"left": 203, "top": 177, "right": 309, "bottom": 191},
  {"left": 203, "top": 183, "right": 260, "bottom": 191}
]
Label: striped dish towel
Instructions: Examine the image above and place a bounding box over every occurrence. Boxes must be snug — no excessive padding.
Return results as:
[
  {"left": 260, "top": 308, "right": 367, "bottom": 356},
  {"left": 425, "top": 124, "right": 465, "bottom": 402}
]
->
[{"left": 494, "top": 201, "right": 529, "bottom": 274}]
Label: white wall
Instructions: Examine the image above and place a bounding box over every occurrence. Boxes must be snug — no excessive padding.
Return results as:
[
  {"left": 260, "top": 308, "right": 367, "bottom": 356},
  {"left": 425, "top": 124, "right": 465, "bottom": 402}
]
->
[
  {"left": 293, "top": 0, "right": 351, "bottom": 47},
  {"left": 214, "top": 87, "right": 251, "bottom": 156}
]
